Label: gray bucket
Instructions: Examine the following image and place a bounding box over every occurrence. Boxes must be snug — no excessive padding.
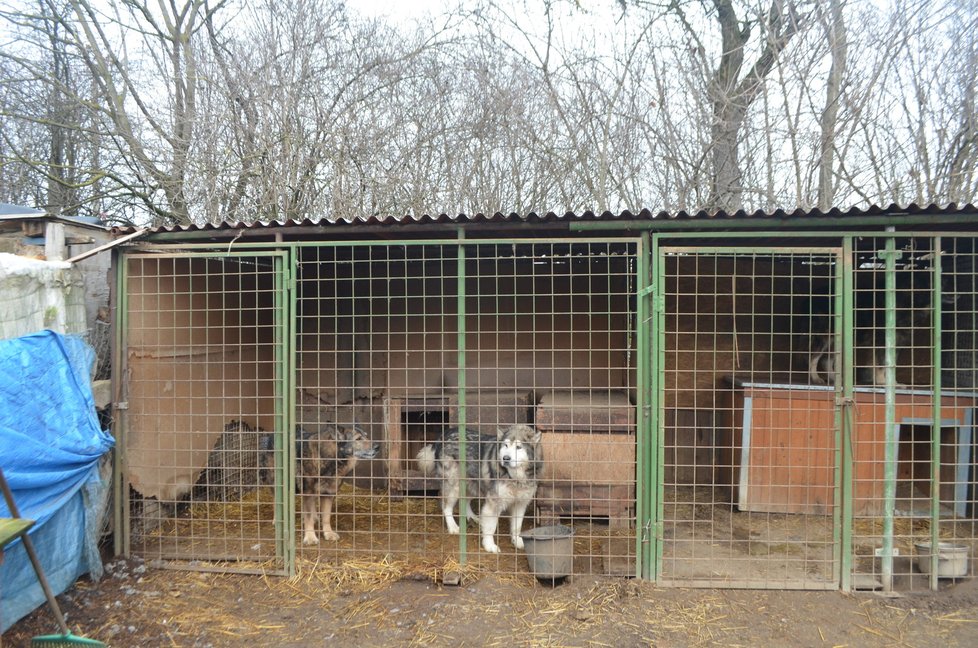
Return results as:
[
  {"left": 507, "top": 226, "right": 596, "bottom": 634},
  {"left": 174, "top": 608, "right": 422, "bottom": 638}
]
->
[
  {"left": 520, "top": 524, "right": 574, "bottom": 580},
  {"left": 915, "top": 542, "right": 970, "bottom": 578}
]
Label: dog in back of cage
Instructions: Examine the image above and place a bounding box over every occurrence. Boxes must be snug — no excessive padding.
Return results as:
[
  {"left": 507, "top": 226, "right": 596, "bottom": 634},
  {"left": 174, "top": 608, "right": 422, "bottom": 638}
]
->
[
  {"left": 415, "top": 424, "right": 543, "bottom": 554},
  {"left": 808, "top": 331, "right": 907, "bottom": 386},
  {"left": 297, "top": 424, "right": 379, "bottom": 544},
  {"left": 808, "top": 271, "right": 941, "bottom": 386}
]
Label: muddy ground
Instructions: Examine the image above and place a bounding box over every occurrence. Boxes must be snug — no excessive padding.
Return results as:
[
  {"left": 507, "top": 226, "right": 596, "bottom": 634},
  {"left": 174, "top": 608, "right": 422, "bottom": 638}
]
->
[{"left": 3, "top": 554, "right": 977, "bottom": 648}]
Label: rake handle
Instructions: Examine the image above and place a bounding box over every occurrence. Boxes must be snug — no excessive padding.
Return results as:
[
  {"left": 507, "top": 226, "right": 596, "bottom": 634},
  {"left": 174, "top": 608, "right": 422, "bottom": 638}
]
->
[{"left": 0, "top": 467, "right": 71, "bottom": 636}]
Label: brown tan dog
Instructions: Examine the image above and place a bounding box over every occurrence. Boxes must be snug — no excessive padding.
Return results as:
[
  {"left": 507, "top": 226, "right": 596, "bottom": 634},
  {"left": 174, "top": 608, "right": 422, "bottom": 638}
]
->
[{"left": 298, "top": 425, "right": 378, "bottom": 545}]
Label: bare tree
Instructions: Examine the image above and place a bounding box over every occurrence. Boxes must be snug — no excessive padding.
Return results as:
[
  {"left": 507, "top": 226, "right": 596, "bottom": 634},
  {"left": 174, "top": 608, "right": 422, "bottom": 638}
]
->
[{"left": 816, "top": 0, "right": 845, "bottom": 210}]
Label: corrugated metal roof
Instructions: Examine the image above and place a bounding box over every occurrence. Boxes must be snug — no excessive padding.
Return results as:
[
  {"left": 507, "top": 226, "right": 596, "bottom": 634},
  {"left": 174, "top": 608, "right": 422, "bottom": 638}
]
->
[{"left": 114, "top": 202, "right": 978, "bottom": 235}]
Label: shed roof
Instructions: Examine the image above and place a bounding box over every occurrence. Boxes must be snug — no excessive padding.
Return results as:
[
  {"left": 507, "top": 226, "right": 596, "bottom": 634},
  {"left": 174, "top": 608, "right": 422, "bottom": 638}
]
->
[
  {"left": 116, "top": 202, "right": 978, "bottom": 239},
  {"left": 0, "top": 203, "right": 45, "bottom": 218}
]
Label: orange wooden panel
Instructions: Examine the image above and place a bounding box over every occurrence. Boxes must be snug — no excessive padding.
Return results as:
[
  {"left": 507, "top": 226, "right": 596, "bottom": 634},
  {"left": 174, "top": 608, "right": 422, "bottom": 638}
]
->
[
  {"left": 740, "top": 386, "right": 974, "bottom": 516},
  {"left": 741, "top": 390, "right": 836, "bottom": 514}
]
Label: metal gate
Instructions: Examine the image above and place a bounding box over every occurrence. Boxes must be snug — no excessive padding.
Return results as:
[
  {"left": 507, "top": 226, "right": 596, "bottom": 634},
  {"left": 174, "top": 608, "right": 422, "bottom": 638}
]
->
[
  {"left": 653, "top": 246, "right": 844, "bottom": 588},
  {"left": 118, "top": 252, "right": 290, "bottom": 574},
  {"left": 291, "top": 238, "right": 642, "bottom": 578}
]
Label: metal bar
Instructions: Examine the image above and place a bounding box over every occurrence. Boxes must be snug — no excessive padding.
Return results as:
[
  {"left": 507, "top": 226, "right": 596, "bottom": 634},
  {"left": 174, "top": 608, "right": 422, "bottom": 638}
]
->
[
  {"left": 660, "top": 246, "right": 843, "bottom": 255},
  {"left": 636, "top": 231, "right": 978, "bottom": 240},
  {"left": 282, "top": 250, "right": 297, "bottom": 576},
  {"left": 570, "top": 214, "right": 978, "bottom": 231},
  {"left": 656, "top": 579, "right": 840, "bottom": 590},
  {"left": 840, "top": 237, "right": 855, "bottom": 591},
  {"left": 930, "top": 238, "right": 943, "bottom": 590},
  {"left": 139, "top": 235, "right": 635, "bottom": 247},
  {"left": 456, "top": 232, "right": 468, "bottom": 562},
  {"left": 651, "top": 233, "right": 666, "bottom": 582},
  {"left": 114, "top": 250, "right": 130, "bottom": 558},
  {"left": 881, "top": 237, "right": 898, "bottom": 592},
  {"left": 127, "top": 228, "right": 978, "bottom": 250},
  {"left": 635, "top": 232, "right": 651, "bottom": 579}
]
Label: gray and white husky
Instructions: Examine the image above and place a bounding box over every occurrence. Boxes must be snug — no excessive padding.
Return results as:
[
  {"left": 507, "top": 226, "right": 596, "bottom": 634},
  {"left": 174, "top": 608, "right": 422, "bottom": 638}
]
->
[{"left": 416, "top": 424, "right": 543, "bottom": 554}]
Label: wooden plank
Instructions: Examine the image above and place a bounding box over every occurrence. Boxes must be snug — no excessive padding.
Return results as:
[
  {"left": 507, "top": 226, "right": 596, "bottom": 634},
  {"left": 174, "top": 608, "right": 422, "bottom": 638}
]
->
[
  {"left": 0, "top": 517, "right": 34, "bottom": 549},
  {"left": 536, "top": 390, "right": 635, "bottom": 431},
  {"left": 536, "top": 482, "right": 635, "bottom": 527},
  {"left": 540, "top": 430, "right": 636, "bottom": 483},
  {"left": 384, "top": 398, "right": 404, "bottom": 484}
]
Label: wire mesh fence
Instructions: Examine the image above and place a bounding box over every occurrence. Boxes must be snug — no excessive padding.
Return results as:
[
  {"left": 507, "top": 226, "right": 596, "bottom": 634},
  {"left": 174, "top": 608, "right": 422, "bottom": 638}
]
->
[
  {"left": 658, "top": 247, "right": 842, "bottom": 588},
  {"left": 115, "top": 234, "right": 977, "bottom": 590},
  {"left": 847, "top": 237, "right": 978, "bottom": 591},
  {"left": 292, "top": 241, "right": 639, "bottom": 579},
  {"left": 122, "top": 253, "right": 288, "bottom": 574}
]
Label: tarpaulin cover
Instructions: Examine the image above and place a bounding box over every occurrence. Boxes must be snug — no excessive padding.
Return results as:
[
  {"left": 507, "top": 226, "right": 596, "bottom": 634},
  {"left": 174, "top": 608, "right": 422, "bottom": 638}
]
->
[{"left": 0, "top": 330, "right": 114, "bottom": 632}]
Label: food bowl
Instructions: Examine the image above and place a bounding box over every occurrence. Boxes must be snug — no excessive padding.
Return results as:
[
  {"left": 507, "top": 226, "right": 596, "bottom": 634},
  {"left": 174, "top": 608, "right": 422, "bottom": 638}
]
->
[{"left": 914, "top": 542, "right": 970, "bottom": 578}]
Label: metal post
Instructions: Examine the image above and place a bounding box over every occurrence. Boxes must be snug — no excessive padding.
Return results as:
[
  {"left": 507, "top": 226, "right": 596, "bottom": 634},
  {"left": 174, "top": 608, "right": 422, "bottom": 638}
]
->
[
  {"left": 930, "top": 238, "right": 943, "bottom": 590},
  {"left": 839, "top": 240, "right": 853, "bottom": 590},
  {"left": 282, "top": 248, "right": 297, "bottom": 575},
  {"left": 881, "top": 236, "right": 898, "bottom": 592},
  {"left": 651, "top": 234, "right": 665, "bottom": 582},
  {"left": 456, "top": 231, "right": 468, "bottom": 561},
  {"left": 113, "top": 250, "right": 130, "bottom": 558},
  {"left": 635, "top": 232, "right": 651, "bottom": 579}
]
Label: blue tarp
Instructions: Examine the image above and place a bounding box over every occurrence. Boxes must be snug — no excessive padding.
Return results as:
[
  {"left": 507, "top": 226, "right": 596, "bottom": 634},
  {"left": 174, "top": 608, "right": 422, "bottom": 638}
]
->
[{"left": 0, "top": 330, "right": 114, "bottom": 632}]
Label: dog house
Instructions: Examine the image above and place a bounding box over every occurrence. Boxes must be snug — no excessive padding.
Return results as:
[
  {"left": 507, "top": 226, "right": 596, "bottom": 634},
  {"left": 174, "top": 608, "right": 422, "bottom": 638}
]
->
[
  {"left": 111, "top": 206, "right": 978, "bottom": 592},
  {"left": 534, "top": 390, "right": 636, "bottom": 528}
]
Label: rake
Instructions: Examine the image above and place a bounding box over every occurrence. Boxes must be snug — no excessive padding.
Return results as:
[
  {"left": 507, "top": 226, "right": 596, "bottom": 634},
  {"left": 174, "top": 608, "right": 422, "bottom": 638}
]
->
[{"left": 0, "top": 468, "right": 106, "bottom": 647}]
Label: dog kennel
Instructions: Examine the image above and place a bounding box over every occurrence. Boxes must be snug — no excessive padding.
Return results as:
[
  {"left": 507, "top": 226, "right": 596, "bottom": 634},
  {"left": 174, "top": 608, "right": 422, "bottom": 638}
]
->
[{"left": 111, "top": 206, "right": 978, "bottom": 591}]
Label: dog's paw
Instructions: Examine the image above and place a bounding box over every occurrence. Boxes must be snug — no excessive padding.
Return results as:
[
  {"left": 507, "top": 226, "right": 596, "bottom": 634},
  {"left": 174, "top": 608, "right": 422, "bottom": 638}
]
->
[
  {"left": 323, "top": 530, "right": 339, "bottom": 542},
  {"left": 302, "top": 532, "right": 320, "bottom": 545},
  {"left": 483, "top": 539, "right": 501, "bottom": 554},
  {"left": 512, "top": 535, "right": 524, "bottom": 550},
  {"left": 446, "top": 519, "right": 460, "bottom": 535}
]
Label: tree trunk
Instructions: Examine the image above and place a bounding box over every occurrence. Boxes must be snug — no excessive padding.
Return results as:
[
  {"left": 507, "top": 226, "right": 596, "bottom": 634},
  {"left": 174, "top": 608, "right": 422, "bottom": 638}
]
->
[{"left": 817, "top": 0, "right": 847, "bottom": 211}]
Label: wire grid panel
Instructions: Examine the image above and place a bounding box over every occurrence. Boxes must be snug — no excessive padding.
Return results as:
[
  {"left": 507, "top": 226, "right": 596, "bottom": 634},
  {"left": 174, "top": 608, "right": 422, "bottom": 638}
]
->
[
  {"left": 294, "top": 241, "right": 640, "bottom": 579},
  {"left": 849, "top": 237, "right": 978, "bottom": 592},
  {"left": 658, "top": 247, "right": 842, "bottom": 588},
  {"left": 122, "top": 253, "right": 288, "bottom": 573}
]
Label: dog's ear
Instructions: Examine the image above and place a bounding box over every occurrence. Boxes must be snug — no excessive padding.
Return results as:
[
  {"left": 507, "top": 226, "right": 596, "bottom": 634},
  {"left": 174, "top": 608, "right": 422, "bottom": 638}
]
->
[
  {"left": 530, "top": 426, "right": 542, "bottom": 444},
  {"left": 497, "top": 426, "right": 507, "bottom": 440}
]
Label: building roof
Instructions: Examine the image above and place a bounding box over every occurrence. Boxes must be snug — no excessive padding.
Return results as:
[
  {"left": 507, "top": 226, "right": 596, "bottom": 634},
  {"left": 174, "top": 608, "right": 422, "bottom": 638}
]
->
[
  {"left": 0, "top": 206, "right": 110, "bottom": 232},
  {"left": 0, "top": 203, "right": 45, "bottom": 218},
  {"left": 114, "top": 202, "right": 978, "bottom": 238}
]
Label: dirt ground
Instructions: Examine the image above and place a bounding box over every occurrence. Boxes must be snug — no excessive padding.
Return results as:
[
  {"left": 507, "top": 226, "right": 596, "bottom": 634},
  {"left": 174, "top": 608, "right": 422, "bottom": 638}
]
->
[{"left": 3, "top": 553, "right": 978, "bottom": 648}]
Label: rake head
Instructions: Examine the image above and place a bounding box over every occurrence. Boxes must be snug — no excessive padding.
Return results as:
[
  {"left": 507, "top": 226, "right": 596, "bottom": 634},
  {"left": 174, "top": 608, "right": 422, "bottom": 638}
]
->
[{"left": 31, "top": 633, "right": 106, "bottom": 648}]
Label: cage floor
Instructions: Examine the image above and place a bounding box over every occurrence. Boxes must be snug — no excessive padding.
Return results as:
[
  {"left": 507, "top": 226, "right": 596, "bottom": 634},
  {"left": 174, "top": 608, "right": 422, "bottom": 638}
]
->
[{"left": 130, "top": 485, "right": 637, "bottom": 577}]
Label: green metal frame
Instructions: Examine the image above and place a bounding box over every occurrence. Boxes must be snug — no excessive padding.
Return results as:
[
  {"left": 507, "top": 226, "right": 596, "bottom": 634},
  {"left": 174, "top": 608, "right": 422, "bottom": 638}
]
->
[
  {"left": 650, "top": 234, "right": 666, "bottom": 581},
  {"left": 839, "top": 237, "right": 855, "bottom": 591},
  {"left": 282, "top": 249, "right": 298, "bottom": 575},
  {"left": 112, "top": 248, "right": 129, "bottom": 558},
  {"left": 635, "top": 232, "right": 652, "bottom": 579},
  {"left": 653, "top": 243, "right": 846, "bottom": 587},
  {"left": 880, "top": 237, "right": 899, "bottom": 591}
]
